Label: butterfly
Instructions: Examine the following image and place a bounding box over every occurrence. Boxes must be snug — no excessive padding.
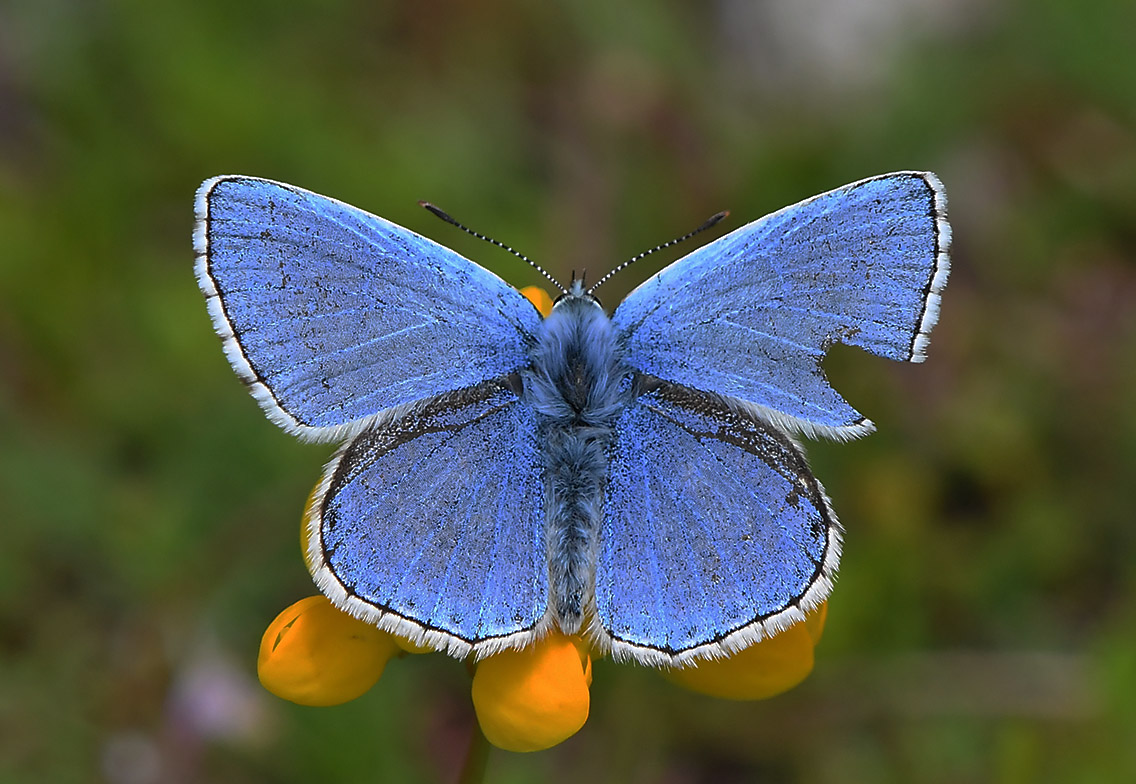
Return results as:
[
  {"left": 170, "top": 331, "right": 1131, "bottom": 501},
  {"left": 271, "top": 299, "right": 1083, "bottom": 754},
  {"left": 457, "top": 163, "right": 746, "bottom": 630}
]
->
[{"left": 194, "top": 172, "right": 949, "bottom": 667}]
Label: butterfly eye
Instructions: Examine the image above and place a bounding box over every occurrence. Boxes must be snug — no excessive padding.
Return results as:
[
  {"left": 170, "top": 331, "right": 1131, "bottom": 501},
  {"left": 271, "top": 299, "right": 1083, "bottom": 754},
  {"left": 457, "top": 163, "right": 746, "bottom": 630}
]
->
[{"left": 551, "top": 288, "right": 603, "bottom": 309}]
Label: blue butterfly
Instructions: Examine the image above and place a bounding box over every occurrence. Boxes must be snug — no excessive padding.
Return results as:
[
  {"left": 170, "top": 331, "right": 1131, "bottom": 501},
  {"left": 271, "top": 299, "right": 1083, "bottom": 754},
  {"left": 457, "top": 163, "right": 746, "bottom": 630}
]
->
[{"left": 195, "top": 173, "right": 949, "bottom": 666}]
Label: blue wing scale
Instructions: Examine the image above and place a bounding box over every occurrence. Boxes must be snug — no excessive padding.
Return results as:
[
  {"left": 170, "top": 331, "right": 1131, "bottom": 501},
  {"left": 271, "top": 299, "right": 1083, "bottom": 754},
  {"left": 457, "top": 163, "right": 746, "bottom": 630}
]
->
[
  {"left": 612, "top": 171, "right": 950, "bottom": 438},
  {"left": 306, "top": 378, "right": 549, "bottom": 658},
  {"left": 594, "top": 377, "right": 841, "bottom": 666},
  {"left": 194, "top": 176, "right": 542, "bottom": 442}
]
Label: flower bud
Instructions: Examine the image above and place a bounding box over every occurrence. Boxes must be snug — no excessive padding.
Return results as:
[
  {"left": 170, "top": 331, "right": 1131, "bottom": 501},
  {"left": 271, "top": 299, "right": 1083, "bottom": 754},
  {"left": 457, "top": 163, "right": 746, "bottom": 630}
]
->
[
  {"left": 471, "top": 632, "right": 592, "bottom": 752},
  {"left": 258, "top": 596, "right": 398, "bottom": 706},
  {"left": 664, "top": 602, "right": 827, "bottom": 700},
  {"left": 520, "top": 286, "right": 554, "bottom": 317}
]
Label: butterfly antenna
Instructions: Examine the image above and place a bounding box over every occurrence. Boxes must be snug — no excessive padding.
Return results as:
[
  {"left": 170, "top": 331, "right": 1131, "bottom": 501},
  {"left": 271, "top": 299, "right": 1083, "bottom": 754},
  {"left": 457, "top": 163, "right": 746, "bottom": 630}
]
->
[
  {"left": 587, "top": 210, "right": 730, "bottom": 295},
  {"left": 419, "top": 202, "right": 568, "bottom": 295}
]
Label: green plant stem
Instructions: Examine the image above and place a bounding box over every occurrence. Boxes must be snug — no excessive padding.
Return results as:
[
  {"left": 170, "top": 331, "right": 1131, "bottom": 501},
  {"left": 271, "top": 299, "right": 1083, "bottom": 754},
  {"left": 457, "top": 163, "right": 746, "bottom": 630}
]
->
[{"left": 458, "top": 721, "right": 490, "bottom": 784}]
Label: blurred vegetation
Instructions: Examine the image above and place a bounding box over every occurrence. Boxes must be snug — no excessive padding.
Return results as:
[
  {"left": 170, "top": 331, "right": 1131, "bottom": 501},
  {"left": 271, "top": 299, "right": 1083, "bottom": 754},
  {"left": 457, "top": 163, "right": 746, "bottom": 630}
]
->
[{"left": 2, "top": 0, "right": 1135, "bottom": 781}]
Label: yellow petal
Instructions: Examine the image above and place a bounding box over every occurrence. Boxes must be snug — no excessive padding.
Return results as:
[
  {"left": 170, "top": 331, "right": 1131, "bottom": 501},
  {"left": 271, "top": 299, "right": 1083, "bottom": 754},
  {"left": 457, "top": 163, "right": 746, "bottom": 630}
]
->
[
  {"left": 258, "top": 596, "right": 399, "bottom": 706},
  {"left": 520, "top": 286, "right": 554, "bottom": 318},
  {"left": 300, "top": 485, "right": 320, "bottom": 575},
  {"left": 391, "top": 634, "right": 436, "bottom": 655},
  {"left": 471, "top": 632, "right": 591, "bottom": 752},
  {"left": 664, "top": 611, "right": 824, "bottom": 700},
  {"left": 803, "top": 600, "right": 828, "bottom": 645}
]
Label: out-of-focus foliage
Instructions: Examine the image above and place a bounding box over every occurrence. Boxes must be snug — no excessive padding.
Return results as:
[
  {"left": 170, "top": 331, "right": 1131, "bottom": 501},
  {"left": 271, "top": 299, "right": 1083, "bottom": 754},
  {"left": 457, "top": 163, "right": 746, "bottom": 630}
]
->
[{"left": 1, "top": 0, "right": 1134, "bottom": 781}]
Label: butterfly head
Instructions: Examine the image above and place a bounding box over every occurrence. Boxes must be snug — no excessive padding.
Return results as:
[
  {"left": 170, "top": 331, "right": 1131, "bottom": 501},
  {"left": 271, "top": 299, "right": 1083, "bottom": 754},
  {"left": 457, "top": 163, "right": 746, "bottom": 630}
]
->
[{"left": 553, "top": 274, "right": 603, "bottom": 311}]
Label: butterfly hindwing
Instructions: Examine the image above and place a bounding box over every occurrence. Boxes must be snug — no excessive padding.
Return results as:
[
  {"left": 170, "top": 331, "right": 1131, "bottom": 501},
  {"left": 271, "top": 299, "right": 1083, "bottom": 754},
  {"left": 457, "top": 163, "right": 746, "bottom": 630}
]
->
[
  {"left": 306, "top": 377, "right": 549, "bottom": 657},
  {"left": 612, "top": 171, "right": 950, "bottom": 438},
  {"left": 595, "top": 376, "right": 840, "bottom": 666},
  {"left": 195, "top": 176, "right": 542, "bottom": 441}
]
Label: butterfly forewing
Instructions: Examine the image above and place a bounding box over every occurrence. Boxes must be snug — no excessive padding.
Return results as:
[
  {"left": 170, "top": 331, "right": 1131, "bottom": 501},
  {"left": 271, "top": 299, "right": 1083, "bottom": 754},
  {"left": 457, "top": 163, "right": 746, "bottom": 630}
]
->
[
  {"left": 195, "top": 176, "right": 543, "bottom": 441},
  {"left": 595, "top": 377, "right": 840, "bottom": 666},
  {"left": 612, "top": 172, "right": 950, "bottom": 439},
  {"left": 307, "top": 378, "right": 549, "bottom": 658}
]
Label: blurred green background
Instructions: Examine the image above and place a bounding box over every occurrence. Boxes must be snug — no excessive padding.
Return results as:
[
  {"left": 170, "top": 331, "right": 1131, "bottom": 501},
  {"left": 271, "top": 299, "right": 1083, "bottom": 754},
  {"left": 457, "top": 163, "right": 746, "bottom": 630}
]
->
[{"left": 2, "top": 0, "right": 1135, "bottom": 781}]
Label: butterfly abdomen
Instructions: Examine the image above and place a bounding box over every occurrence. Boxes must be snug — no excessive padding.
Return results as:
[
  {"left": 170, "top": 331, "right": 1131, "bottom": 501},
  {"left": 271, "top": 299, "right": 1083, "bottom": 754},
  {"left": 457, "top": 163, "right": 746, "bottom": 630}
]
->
[{"left": 526, "top": 293, "right": 630, "bottom": 633}]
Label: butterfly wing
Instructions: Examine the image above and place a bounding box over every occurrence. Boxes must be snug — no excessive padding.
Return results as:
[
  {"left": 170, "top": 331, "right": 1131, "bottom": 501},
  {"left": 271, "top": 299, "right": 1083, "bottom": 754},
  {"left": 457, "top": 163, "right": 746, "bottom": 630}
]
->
[
  {"left": 611, "top": 172, "right": 950, "bottom": 438},
  {"left": 195, "top": 176, "right": 542, "bottom": 441},
  {"left": 306, "top": 377, "right": 548, "bottom": 657},
  {"left": 594, "top": 376, "right": 840, "bottom": 666}
]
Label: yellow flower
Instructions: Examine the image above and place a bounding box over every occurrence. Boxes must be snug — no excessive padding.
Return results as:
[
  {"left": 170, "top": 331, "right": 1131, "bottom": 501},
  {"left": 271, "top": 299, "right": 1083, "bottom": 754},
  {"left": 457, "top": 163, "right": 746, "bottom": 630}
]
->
[
  {"left": 257, "top": 596, "right": 400, "bottom": 706},
  {"left": 471, "top": 632, "right": 592, "bottom": 752},
  {"left": 520, "top": 285, "right": 554, "bottom": 317},
  {"left": 663, "top": 602, "right": 828, "bottom": 700},
  {"left": 300, "top": 486, "right": 320, "bottom": 575}
]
